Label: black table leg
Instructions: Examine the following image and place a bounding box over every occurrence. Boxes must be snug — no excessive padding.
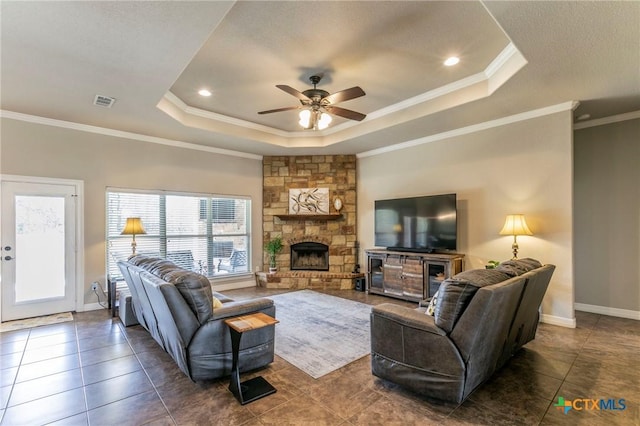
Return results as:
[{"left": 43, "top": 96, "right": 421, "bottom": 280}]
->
[
  {"left": 228, "top": 327, "right": 276, "bottom": 405},
  {"left": 228, "top": 328, "right": 242, "bottom": 400}
]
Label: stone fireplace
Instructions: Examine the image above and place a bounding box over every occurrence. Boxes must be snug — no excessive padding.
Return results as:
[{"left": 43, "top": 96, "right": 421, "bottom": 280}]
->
[
  {"left": 257, "top": 155, "right": 363, "bottom": 290},
  {"left": 290, "top": 242, "right": 329, "bottom": 271}
]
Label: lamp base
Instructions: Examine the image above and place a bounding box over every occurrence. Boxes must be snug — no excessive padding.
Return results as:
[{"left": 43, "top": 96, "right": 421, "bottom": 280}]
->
[{"left": 511, "top": 238, "right": 519, "bottom": 260}]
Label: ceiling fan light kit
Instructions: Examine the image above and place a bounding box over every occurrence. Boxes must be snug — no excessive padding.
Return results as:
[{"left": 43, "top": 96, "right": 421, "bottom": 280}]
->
[
  {"left": 298, "top": 109, "right": 332, "bottom": 130},
  {"left": 259, "top": 74, "right": 366, "bottom": 130}
]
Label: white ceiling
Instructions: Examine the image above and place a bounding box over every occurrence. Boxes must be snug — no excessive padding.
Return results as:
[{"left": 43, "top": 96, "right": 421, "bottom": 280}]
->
[{"left": 1, "top": 1, "right": 639, "bottom": 157}]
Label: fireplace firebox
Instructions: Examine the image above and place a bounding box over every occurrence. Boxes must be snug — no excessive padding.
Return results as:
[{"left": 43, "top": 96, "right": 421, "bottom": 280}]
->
[{"left": 290, "top": 242, "right": 329, "bottom": 271}]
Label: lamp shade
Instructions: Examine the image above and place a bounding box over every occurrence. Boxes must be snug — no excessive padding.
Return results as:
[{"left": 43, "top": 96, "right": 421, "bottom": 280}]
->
[
  {"left": 499, "top": 214, "right": 533, "bottom": 236},
  {"left": 121, "top": 217, "right": 146, "bottom": 235}
]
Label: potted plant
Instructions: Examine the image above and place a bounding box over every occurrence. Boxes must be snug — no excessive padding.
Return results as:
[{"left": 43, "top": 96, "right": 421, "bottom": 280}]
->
[{"left": 264, "top": 236, "right": 283, "bottom": 273}]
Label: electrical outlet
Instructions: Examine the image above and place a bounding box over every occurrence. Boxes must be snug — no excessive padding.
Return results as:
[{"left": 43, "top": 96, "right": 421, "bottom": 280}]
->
[{"left": 91, "top": 282, "right": 98, "bottom": 291}]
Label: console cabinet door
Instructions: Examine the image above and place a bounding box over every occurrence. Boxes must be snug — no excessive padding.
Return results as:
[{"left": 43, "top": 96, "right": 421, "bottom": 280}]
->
[
  {"left": 367, "top": 254, "right": 385, "bottom": 293},
  {"left": 382, "top": 256, "right": 403, "bottom": 296},
  {"left": 402, "top": 256, "right": 425, "bottom": 300},
  {"left": 425, "top": 261, "right": 447, "bottom": 298}
]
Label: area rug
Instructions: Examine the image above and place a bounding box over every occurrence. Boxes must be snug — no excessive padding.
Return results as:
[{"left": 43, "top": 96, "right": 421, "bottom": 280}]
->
[
  {"left": 0, "top": 312, "right": 74, "bottom": 333},
  {"left": 269, "top": 290, "right": 372, "bottom": 379}
]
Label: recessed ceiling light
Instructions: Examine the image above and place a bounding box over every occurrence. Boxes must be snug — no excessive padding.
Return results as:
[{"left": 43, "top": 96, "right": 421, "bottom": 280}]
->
[
  {"left": 444, "top": 56, "right": 460, "bottom": 66},
  {"left": 198, "top": 89, "right": 212, "bottom": 97}
]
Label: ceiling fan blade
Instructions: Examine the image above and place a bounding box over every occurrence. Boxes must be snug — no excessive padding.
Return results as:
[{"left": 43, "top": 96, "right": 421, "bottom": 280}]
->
[
  {"left": 325, "top": 105, "right": 366, "bottom": 121},
  {"left": 258, "top": 106, "right": 300, "bottom": 115},
  {"left": 276, "top": 85, "right": 311, "bottom": 102},
  {"left": 324, "top": 86, "right": 366, "bottom": 105}
]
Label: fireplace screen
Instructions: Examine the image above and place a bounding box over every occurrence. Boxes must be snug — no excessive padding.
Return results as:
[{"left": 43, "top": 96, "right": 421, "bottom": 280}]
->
[{"left": 290, "top": 242, "right": 329, "bottom": 271}]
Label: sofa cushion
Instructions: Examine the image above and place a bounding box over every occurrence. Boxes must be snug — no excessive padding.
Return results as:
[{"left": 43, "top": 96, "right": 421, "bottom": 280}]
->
[
  {"left": 128, "top": 254, "right": 214, "bottom": 324},
  {"left": 128, "top": 254, "right": 159, "bottom": 268},
  {"left": 434, "top": 269, "right": 512, "bottom": 333},
  {"left": 495, "top": 258, "right": 542, "bottom": 277},
  {"left": 161, "top": 269, "right": 213, "bottom": 324},
  {"left": 453, "top": 269, "right": 512, "bottom": 286},
  {"left": 213, "top": 291, "right": 234, "bottom": 304},
  {"left": 142, "top": 259, "right": 180, "bottom": 277}
]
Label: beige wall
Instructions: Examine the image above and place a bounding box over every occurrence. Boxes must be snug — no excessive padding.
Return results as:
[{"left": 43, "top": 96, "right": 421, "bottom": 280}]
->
[
  {"left": 574, "top": 118, "right": 640, "bottom": 313},
  {"left": 0, "top": 118, "right": 263, "bottom": 308},
  {"left": 357, "top": 111, "right": 575, "bottom": 324},
  {"left": 1, "top": 111, "right": 579, "bottom": 323}
]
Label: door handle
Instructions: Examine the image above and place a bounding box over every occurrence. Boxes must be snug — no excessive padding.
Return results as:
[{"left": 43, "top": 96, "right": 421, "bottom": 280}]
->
[{"left": 4, "top": 256, "right": 13, "bottom": 261}]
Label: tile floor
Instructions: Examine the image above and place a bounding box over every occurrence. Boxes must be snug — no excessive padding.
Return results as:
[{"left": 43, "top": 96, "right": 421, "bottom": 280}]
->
[{"left": 1, "top": 288, "right": 638, "bottom": 425}]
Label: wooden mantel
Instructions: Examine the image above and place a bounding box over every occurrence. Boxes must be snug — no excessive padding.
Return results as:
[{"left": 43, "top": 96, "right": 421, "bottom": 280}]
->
[{"left": 275, "top": 214, "right": 342, "bottom": 221}]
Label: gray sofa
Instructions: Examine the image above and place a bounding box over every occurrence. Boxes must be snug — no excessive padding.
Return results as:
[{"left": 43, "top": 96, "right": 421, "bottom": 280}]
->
[
  {"left": 370, "top": 258, "right": 555, "bottom": 403},
  {"left": 117, "top": 255, "right": 276, "bottom": 382}
]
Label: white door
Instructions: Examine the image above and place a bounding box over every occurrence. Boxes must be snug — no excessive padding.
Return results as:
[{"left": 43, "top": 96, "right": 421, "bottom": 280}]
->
[{"left": 1, "top": 180, "right": 77, "bottom": 321}]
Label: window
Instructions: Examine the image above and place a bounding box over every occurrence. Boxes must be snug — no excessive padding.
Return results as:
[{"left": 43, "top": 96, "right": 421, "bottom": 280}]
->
[
  {"left": 199, "top": 199, "right": 235, "bottom": 223},
  {"left": 107, "top": 190, "right": 250, "bottom": 280}
]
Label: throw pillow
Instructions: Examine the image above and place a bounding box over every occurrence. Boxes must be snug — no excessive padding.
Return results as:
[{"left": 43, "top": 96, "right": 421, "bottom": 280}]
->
[
  {"left": 212, "top": 296, "right": 223, "bottom": 309},
  {"left": 425, "top": 291, "right": 439, "bottom": 316}
]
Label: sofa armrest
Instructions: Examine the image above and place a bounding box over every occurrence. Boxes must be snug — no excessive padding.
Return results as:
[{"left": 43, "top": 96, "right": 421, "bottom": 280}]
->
[
  {"left": 209, "top": 298, "right": 275, "bottom": 321},
  {"left": 418, "top": 297, "right": 432, "bottom": 308},
  {"left": 371, "top": 303, "right": 464, "bottom": 384},
  {"left": 371, "top": 303, "right": 446, "bottom": 336}
]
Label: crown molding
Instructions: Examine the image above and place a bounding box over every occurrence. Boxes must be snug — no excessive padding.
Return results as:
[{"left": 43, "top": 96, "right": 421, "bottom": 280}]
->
[
  {"left": 573, "top": 110, "right": 640, "bottom": 130},
  {"left": 162, "top": 91, "right": 294, "bottom": 138},
  {"left": 357, "top": 101, "right": 576, "bottom": 158},
  {"left": 366, "top": 72, "right": 487, "bottom": 121},
  {"left": 159, "top": 43, "right": 526, "bottom": 148},
  {"left": 485, "top": 42, "right": 519, "bottom": 78},
  {"left": 0, "top": 110, "right": 263, "bottom": 160}
]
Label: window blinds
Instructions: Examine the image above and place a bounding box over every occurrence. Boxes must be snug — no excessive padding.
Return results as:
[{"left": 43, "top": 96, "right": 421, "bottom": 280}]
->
[{"left": 106, "top": 190, "right": 250, "bottom": 280}]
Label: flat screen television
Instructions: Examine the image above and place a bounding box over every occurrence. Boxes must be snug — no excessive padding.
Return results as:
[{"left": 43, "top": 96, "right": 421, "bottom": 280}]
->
[{"left": 374, "top": 193, "right": 457, "bottom": 253}]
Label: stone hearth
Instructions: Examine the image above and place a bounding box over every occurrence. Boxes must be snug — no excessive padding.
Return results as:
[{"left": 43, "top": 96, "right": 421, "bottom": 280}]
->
[{"left": 255, "top": 271, "right": 364, "bottom": 290}]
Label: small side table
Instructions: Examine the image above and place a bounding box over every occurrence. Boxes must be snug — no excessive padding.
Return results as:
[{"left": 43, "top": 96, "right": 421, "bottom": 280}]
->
[{"left": 224, "top": 312, "right": 279, "bottom": 405}]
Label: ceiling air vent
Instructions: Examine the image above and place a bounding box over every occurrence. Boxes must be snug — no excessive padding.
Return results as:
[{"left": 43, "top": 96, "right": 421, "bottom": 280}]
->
[{"left": 93, "top": 95, "right": 116, "bottom": 108}]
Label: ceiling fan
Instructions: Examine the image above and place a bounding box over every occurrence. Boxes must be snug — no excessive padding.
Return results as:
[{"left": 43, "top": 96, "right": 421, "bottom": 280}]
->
[{"left": 258, "top": 75, "right": 366, "bottom": 130}]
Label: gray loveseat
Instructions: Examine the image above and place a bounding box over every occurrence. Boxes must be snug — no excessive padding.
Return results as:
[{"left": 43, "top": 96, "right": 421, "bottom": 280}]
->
[
  {"left": 370, "top": 258, "right": 555, "bottom": 403},
  {"left": 117, "top": 255, "right": 276, "bottom": 382}
]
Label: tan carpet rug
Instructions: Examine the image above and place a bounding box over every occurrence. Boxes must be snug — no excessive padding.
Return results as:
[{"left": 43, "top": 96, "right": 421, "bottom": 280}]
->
[{"left": 0, "top": 312, "right": 74, "bottom": 333}]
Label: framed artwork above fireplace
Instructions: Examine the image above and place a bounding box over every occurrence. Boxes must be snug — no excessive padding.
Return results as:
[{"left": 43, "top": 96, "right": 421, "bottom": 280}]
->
[{"left": 289, "top": 188, "right": 329, "bottom": 214}]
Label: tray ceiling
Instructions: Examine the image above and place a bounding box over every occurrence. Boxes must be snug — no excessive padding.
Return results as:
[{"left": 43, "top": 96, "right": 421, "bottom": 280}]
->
[{"left": 1, "top": 1, "right": 638, "bottom": 156}]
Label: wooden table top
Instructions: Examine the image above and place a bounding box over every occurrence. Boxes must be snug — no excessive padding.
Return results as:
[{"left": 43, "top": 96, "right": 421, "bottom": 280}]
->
[{"left": 224, "top": 312, "right": 278, "bottom": 333}]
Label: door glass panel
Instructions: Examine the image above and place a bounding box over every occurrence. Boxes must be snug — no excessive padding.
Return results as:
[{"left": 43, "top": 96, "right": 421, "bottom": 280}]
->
[{"left": 15, "top": 195, "right": 66, "bottom": 302}]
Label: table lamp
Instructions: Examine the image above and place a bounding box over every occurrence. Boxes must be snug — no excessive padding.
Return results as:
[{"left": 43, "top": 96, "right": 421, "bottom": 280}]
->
[
  {"left": 121, "top": 217, "right": 146, "bottom": 256},
  {"left": 499, "top": 214, "right": 533, "bottom": 259}
]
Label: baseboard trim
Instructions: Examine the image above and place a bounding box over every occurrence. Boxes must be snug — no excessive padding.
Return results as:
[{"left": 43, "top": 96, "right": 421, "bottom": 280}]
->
[
  {"left": 212, "top": 279, "right": 256, "bottom": 292},
  {"left": 540, "top": 313, "right": 576, "bottom": 328},
  {"left": 82, "top": 302, "right": 107, "bottom": 312},
  {"left": 574, "top": 303, "right": 640, "bottom": 320}
]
